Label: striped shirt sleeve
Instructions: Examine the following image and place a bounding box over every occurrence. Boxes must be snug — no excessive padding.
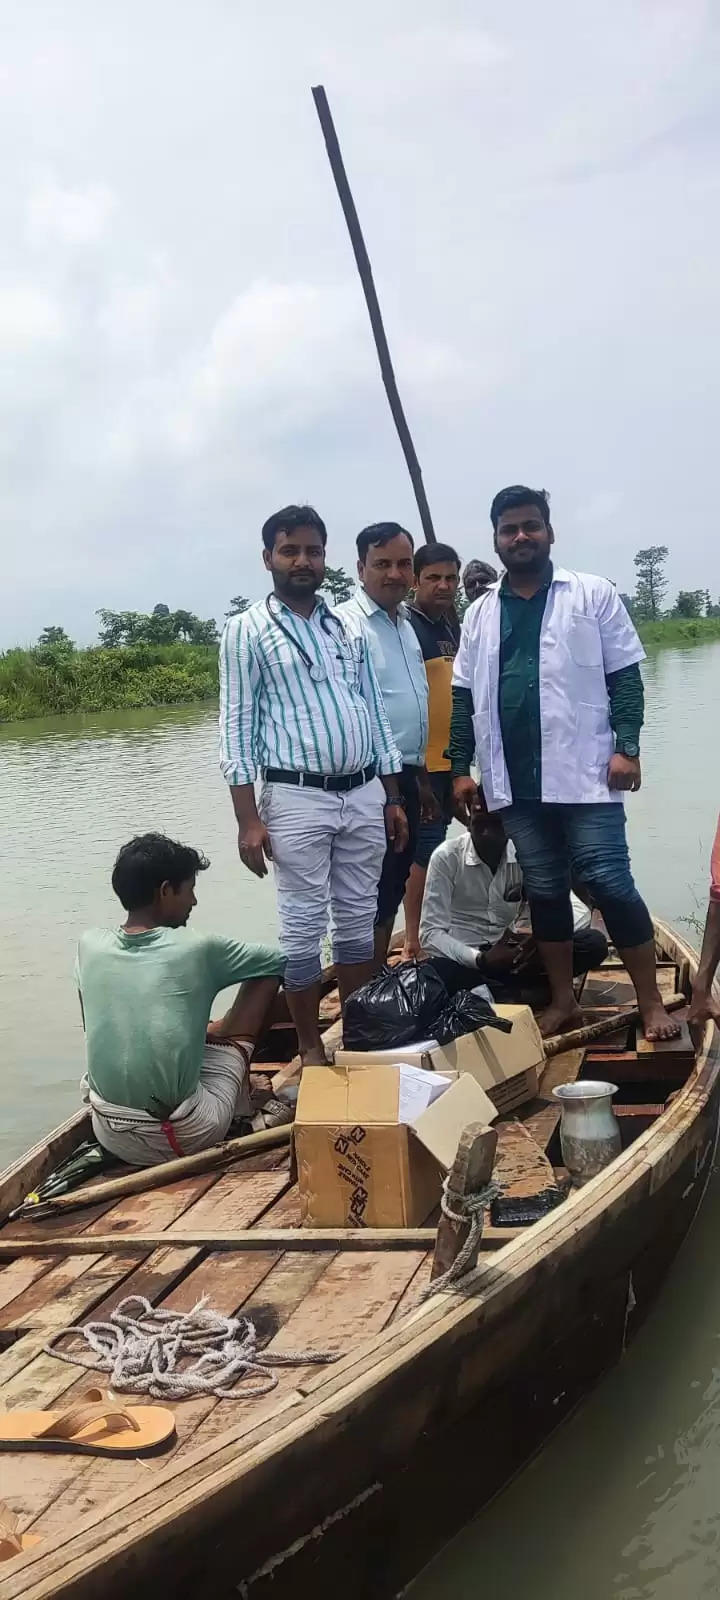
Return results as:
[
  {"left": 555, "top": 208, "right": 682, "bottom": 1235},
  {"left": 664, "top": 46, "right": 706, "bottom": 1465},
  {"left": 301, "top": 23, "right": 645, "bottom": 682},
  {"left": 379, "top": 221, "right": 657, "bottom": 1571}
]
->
[
  {"left": 357, "top": 632, "right": 403, "bottom": 775},
  {"left": 219, "top": 615, "right": 261, "bottom": 785}
]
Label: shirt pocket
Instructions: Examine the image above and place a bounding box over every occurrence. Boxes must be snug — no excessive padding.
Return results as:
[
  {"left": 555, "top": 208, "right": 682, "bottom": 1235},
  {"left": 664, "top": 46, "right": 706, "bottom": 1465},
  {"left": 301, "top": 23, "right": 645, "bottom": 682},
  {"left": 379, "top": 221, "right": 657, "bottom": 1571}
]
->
[{"left": 568, "top": 612, "right": 603, "bottom": 669}]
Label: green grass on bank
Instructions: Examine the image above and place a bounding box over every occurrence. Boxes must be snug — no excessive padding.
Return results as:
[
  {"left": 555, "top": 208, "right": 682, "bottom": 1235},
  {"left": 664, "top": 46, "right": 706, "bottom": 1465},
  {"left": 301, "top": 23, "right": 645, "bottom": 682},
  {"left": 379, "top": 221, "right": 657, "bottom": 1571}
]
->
[
  {"left": 637, "top": 616, "right": 720, "bottom": 647},
  {"left": 0, "top": 643, "right": 219, "bottom": 723},
  {"left": 2, "top": 613, "right": 720, "bottom": 724}
]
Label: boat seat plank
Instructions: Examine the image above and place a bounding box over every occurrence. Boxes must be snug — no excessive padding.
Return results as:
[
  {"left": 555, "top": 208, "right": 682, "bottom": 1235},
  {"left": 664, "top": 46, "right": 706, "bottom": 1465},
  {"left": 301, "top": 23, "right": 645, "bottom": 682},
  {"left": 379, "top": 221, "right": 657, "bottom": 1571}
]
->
[
  {"left": 0, "top": 1251, "right": 142, "bottom": 1406},
  {"left": 3, "top": 1246, "right": 199, "bottom": 1534},
  {"left": 167, "top": 1170, "right": 291, "bottom": 1234},
  {"left": 27, "top": 1247, "right": 290, "bottom": 1539},
  {"left": 252, "top": 1181, "right": 303, "bottom": 1228},
  {"left": 581, "top": 970, "right": 637, "bottom": 1007},
  {"left": 493, "top": 1121, "right": 557, "bottom": 1199},
  {"left": 520, "top": 1049, "right": 585, "bottom": 1150},
  {"left": 82, "top": 1172, "right": 221, "bottom": 1238},
  {"left": 0, "top": 1254, "right": 58, "bottom": 1314},
  {"left": 389, "top": 1254, "right": 433, "bottom": 1321},
  {"left": 637, "top": 1022, "right": 695, "bottom": 1064},
  {"left": 36, "top": 1250, "right": 336, "bottom": 1535}
]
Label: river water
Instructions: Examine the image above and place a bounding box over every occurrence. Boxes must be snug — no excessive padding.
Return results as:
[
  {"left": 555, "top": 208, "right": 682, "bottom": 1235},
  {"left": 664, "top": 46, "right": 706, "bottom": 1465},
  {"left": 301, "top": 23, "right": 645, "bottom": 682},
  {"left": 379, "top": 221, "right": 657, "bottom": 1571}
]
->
[{"left": 1, "top": 640, "right": 719, "bottom": 1595}]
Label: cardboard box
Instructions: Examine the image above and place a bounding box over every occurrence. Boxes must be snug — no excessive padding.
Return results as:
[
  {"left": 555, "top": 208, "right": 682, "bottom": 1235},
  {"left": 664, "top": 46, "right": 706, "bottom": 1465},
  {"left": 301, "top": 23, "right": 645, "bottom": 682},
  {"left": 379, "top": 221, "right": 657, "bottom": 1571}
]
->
[
  {"left": 336, "top": 1005, "right": 543, "bottom": 1116},
  {"left": 294, "top": 1065, "right": 497, "bottom": 1229}
]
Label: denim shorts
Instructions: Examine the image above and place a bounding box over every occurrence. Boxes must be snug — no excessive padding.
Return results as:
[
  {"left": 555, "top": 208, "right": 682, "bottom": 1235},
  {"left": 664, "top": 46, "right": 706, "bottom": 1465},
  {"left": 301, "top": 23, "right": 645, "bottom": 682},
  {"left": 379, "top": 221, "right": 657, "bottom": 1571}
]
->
[{"left": 500, "top": 800, "right": 653, "bottom": 948}]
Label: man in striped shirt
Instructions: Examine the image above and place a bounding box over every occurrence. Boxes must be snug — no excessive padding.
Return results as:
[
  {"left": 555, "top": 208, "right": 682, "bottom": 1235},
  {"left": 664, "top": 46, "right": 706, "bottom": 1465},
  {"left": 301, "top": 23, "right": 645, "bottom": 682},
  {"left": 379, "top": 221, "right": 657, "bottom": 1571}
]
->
[{"left": 219, "top": 505, "right": 407, "bottom": 1064}]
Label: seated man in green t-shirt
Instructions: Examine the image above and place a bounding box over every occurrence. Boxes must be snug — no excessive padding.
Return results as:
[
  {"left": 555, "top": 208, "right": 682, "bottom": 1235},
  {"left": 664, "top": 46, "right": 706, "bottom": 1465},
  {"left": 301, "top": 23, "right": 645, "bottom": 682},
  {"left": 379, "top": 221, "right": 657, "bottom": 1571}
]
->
[{"left": 76, "top": 832, "right": 287, "bottom": 1167}]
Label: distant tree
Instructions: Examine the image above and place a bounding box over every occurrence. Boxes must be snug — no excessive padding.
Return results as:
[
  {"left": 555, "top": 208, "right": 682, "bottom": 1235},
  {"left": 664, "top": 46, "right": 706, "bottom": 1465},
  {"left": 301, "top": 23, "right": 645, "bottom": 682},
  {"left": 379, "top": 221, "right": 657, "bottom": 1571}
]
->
[
  {"left": 703, "top": 589, "right": 712, "bottom": 617},
  {"left": 37, "top": 625, "right": 74, "bottom": 649},
  {"left": 321, "top": 565, "right": 355, "bottom": 605},
  {"left": 633, "top": 546, "right": 668, "bottom": 621},
  {"left": 226, "top": 595, "right": 250, "bottom": 617},
  {"left": 619, "top": 592, "right": 636, "bottom": 618},
  {"left": 96, "top": 607, "right": 218, "bottom": 648},
  {"left": 708, "top": 597, "right": 720, "bottom": 619},
  {"left": 673, "top": 589, "right": 706, "bottom": 619}
]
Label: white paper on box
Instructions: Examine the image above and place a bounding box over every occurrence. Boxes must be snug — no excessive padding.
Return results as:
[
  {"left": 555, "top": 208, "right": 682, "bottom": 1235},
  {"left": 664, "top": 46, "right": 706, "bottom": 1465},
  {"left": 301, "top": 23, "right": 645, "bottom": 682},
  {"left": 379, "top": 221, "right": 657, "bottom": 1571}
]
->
[{"left": 395, "top": 1066, "right": 453, "bottom": 1125}]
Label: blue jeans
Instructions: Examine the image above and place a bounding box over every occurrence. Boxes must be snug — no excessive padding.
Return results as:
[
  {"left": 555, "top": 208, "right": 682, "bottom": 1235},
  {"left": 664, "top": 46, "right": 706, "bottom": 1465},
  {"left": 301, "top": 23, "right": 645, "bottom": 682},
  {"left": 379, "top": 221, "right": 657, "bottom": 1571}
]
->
[{"left": 501, "top": 801, "right": 654, "bottom": 949}]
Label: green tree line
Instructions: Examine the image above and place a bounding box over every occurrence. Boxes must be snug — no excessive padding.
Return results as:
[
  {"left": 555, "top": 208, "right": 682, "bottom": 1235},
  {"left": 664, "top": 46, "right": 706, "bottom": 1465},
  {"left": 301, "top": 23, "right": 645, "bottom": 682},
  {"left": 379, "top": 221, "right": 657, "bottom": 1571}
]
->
[{"left": 623, "top": 547, "right": 720, "bottom": 621}]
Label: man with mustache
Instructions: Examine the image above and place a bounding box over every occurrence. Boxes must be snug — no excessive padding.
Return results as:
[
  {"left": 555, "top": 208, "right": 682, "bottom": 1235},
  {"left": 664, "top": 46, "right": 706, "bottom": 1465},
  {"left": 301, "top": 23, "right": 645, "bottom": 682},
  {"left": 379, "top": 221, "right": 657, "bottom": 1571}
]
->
[
  {"left": 449, "top": 483, "right": 680, "bottom": 1042},
  {"left": 220, "top": 505, "right": 407, "bottom": 1064}
]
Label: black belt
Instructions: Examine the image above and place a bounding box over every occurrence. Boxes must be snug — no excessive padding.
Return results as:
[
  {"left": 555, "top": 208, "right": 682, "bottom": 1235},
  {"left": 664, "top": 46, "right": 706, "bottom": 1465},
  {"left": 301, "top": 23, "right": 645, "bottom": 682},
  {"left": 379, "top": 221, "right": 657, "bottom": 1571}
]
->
[{"left": 263, "top": 764, "right": 376, "bottom": 793}]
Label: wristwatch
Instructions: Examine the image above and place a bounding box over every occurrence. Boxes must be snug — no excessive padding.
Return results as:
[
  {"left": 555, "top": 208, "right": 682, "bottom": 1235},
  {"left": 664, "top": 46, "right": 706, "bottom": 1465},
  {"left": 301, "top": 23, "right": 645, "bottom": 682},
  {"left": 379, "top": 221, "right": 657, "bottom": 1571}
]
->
[{"left": 616, "top": 740, "right": 639, "bottom": 758}]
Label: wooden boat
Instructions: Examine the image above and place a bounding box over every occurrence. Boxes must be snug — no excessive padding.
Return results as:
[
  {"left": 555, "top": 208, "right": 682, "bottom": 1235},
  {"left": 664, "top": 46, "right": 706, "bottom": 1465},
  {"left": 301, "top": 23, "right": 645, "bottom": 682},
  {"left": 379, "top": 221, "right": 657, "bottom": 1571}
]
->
[{"left": 0, "top": 921, "right": 717, "bottom": 1600}]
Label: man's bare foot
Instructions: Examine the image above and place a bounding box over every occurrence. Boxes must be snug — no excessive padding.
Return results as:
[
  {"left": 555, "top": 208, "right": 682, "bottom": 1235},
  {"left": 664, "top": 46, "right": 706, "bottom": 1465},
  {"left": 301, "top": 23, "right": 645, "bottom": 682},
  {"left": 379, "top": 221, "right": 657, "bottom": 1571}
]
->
[
  {"left": 300, "top": 1046, "right": 329, "bottom": 1066},
  {"left": 538, "top": 1001, "right": 584, "bottom": 1040},
  {"left": 641, "top": 998, "right": 682, "bottom": 1041}
]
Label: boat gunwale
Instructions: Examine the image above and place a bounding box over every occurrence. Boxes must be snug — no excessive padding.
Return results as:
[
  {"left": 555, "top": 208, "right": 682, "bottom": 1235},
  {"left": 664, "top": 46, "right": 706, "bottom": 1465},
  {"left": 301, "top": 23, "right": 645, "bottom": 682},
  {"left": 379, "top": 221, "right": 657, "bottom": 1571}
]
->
[{"left": 2, "top": 918, "right": 719, "bottom": 1598}]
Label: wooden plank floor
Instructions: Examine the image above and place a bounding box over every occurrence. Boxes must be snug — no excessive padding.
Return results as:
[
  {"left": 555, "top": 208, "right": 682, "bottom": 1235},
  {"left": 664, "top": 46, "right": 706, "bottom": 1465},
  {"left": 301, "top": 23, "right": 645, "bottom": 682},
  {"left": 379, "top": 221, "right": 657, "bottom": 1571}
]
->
[
  {"left": 0, "top": 1142, "right": 433, "bottom": 1541},
  {"left": 0, "top": 954, "right": 686, "bottom": 1548}
]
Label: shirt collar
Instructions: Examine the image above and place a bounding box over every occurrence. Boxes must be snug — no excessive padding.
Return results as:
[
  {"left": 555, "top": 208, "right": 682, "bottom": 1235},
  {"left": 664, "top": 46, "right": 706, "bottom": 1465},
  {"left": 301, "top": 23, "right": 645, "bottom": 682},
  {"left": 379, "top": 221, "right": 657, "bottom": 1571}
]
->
[
  {"left": 463, "top": 833, "right": 515, "bottom": 868},
  {"left": 269, "top": 592, "right": 330, "bottom": 621},
  {"left": 356, "top": 586, "right": 410, "bottom": 623}
]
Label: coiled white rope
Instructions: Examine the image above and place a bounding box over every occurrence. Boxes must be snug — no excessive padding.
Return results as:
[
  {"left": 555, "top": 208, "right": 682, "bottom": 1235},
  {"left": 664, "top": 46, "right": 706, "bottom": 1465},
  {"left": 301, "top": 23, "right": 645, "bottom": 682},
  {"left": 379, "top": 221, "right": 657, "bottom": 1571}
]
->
[{"left": 45, "top": 1294, "right": 336, "bottom": 1401}]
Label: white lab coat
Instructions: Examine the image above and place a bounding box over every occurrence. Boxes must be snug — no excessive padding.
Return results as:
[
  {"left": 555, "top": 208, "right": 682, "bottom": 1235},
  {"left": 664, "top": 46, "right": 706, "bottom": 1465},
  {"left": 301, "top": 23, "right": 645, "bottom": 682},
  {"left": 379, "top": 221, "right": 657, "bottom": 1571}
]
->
[{"left": 452, "top": 567, "right": 645, "bottom": 810}]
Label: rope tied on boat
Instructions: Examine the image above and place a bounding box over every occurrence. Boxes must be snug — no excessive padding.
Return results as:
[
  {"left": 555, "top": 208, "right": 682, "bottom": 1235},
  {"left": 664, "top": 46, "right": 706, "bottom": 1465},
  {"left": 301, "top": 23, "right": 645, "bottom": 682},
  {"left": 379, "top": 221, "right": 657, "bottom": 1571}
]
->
[
  {"left": 44, "top": 1294, "right": 337, "bottom": 1401},
  {"left": 421, "top": 1178, "right": 503, "bottom": 1300}
]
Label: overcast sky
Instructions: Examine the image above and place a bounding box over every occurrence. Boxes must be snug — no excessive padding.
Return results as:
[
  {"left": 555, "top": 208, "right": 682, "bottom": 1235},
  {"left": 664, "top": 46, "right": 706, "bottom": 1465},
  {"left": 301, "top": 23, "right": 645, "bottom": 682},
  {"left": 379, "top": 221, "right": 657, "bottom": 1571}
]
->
[{"left": 2, "top": 0, "right": 718, "bottom": 645}]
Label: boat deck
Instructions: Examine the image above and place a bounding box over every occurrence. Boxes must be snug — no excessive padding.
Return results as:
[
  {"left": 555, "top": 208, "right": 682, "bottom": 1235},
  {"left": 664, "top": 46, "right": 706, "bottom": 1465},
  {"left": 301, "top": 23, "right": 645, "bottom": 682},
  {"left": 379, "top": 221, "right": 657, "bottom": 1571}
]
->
[{"left": 0, "top": 948, "right": 698, "bottom": 1555}]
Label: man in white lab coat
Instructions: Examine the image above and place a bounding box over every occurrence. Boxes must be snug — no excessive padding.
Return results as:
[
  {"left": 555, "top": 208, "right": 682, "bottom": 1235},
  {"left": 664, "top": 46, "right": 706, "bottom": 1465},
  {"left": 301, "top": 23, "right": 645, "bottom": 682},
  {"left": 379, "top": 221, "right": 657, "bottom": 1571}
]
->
[{"left": 449, "top": 483, "right": 680, "bottom": 1041}]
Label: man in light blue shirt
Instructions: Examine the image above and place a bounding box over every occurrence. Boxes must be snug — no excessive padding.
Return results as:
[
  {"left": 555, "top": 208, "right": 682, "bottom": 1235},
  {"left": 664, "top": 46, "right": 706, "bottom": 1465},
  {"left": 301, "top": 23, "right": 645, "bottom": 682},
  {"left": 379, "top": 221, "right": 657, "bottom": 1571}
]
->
[{"left": 338, "top": 523, "right": 435, "bottom": 957}]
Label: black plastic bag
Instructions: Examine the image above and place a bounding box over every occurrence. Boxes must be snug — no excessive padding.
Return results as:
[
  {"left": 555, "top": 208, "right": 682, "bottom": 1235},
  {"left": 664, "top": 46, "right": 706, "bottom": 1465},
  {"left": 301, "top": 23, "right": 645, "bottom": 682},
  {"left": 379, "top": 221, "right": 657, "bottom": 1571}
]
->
[
  {"left": 432, "top": 989, "right": 513, "bottom": 1046},
  {"left": 342, "top": 961, "right": 449, "bottom": 1052}
]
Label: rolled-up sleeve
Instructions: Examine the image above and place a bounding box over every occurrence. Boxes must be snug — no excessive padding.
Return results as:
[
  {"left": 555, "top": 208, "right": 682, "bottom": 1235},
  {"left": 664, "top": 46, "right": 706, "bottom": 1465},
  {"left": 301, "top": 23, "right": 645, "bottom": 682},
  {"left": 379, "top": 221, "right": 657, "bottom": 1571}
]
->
[
  {"left": 594, "top": 582, "right": 646, "bottom": 675},
  {"left": 358, "top": 635, "right": 403, "bottom": 775},
  {"left": 219, "top": 616, "right": 260, "bottom": 784}
]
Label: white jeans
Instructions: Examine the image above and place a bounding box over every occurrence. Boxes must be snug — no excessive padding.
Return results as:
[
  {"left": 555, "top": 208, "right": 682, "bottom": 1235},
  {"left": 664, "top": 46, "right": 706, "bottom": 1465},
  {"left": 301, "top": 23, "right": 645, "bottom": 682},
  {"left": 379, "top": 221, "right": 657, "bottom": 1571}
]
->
[{"left": 259, "top": 777, "right": 386, "bottom": 989}]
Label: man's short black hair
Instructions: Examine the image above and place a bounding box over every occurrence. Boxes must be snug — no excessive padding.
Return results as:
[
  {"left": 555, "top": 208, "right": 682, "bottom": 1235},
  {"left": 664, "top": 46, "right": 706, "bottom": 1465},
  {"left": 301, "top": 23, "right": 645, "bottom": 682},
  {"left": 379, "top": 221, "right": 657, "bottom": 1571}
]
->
[
  {"left": 111, "top": 833, "right": 210, "bottom": 911},
  {"left": 261, "top": 505, "right": 327, "bottom": 552},
  {"left": 413, "top": 542, "right": 460, "bottom": 578},
  {"left": 356, "top": 522, "right": 414, "bottom": 562},
  {"left": 490, "top": 485, "right": 551, "bottom": 531}
]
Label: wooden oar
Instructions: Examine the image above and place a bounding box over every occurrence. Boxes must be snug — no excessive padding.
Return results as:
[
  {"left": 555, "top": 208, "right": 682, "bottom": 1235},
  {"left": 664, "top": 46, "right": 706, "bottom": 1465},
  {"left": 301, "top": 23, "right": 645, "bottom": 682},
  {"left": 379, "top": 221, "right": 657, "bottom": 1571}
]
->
[
  {"left": 543, "top": 992, "right": 686, "bottom": 1059},
  {"left": 15, "top": 1123, "right": 292, "bottom": 1220}
]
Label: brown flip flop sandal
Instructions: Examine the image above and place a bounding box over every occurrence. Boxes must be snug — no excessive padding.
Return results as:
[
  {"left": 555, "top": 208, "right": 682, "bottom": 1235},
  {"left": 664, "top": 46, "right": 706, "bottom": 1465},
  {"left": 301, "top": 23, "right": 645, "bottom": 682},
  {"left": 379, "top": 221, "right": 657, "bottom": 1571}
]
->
[
  {"left": 0, "top": 1387, "right": 176, "bottom": 1458},
  {"left": 0, "top": 1501, "right": 41, "bottom": 1562}
]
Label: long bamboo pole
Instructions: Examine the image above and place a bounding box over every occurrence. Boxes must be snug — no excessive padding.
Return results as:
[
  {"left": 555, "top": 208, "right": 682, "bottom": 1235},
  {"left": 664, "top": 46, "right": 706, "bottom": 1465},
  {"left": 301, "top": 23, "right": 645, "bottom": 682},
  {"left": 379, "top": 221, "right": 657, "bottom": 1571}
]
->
[
  {"left": 12, "top": 1124, "right": 292, "bottom": 1221},
  {"left": 312, "top": 85, "right": 437, "bottom": 545},
  {"left": 543, "top": 992, "right": 686, "bottom": 1059}
]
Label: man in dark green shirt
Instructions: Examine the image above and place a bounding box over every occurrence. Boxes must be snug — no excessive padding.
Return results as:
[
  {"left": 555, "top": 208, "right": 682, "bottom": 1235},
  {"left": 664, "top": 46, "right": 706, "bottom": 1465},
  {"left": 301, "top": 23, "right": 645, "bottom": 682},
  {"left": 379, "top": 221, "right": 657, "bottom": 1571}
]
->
[{"left": 449, "top": 483, "right": 679, "bottom": 1043}]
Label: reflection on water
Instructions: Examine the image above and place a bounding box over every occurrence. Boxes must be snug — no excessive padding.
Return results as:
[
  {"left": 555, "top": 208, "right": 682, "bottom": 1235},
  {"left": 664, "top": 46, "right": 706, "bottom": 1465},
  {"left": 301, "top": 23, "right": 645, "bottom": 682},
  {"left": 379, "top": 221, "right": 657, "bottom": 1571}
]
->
[{"left": 1, "top": 644, "right": 719, "bottom": 1600}]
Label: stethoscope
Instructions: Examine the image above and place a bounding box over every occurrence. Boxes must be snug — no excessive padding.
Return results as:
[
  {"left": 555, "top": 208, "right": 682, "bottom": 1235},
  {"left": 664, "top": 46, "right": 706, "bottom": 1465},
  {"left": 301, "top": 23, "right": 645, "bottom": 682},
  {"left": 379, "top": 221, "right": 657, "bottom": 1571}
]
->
[{"left": 265, "top": 594, "right": 352, "bottom": 684}]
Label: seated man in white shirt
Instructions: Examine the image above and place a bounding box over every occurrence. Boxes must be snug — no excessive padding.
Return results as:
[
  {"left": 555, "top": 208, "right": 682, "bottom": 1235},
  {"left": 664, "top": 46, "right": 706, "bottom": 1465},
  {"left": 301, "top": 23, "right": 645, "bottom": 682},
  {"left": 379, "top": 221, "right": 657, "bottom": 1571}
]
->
[{"left": 419, "top": 800, "right": 608, "bottom": 999}]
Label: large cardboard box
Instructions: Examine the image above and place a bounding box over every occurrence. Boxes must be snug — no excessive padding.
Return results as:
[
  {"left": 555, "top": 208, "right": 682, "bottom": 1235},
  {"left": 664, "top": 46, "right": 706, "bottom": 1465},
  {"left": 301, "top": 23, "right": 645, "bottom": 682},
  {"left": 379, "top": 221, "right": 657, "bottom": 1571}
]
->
[
  {"left": 294, "top": 1065, "right": 497, "bottom": 1229},
  {"left": 336, "top": 1004, "right": 544, "bottom": 1116}
]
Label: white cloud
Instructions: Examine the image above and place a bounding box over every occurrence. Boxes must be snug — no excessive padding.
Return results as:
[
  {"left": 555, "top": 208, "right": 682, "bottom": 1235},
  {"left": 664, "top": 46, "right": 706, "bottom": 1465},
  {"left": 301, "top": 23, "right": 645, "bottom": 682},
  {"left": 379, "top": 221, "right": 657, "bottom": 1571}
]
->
[
  {"left": 27, "top": 177, "right": 116, "bottom": 246},
  {"left": 0, "top": 285, "right": 64, "bottom": 351}
]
